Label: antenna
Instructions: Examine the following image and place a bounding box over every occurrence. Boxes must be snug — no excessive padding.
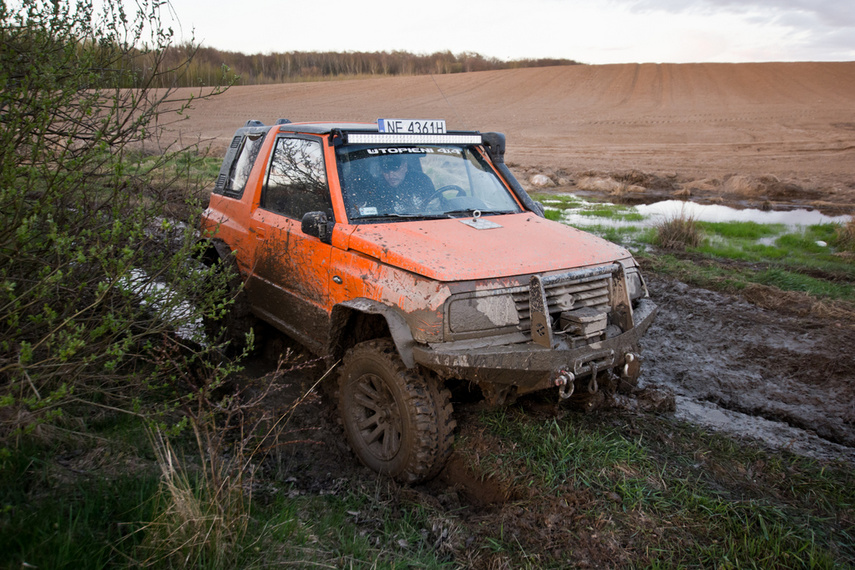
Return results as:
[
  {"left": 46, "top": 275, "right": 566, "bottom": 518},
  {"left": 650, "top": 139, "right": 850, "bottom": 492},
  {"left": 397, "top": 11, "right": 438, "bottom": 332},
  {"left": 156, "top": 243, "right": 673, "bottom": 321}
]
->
[{"left": 431, "top": 75, "right": 469, "bottom": 130}]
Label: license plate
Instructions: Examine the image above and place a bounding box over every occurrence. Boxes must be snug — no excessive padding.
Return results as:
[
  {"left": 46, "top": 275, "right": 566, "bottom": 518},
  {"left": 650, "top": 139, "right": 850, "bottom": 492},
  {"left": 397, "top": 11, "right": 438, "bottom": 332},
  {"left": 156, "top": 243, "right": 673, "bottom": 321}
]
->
[{"left": 378, "top": 119, "right": 447, "bottom": 135}]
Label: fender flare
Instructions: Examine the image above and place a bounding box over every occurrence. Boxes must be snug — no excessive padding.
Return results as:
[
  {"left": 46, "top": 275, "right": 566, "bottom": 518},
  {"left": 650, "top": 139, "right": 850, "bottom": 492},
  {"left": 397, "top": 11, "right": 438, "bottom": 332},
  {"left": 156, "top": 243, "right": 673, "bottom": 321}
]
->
[
  {"left": 196, "top": 236, "right": 235, "bottom": 266},
  {"left": 330, "top": 299, "right": 417, "bottom": 368}
]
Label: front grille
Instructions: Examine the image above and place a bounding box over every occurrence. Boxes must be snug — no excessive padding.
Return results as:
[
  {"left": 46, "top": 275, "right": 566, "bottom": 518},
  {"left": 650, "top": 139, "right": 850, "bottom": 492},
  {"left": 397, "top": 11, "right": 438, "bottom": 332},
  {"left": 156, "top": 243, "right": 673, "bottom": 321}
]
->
[{"left": 512, "top": 271, "right": 612, "bottom": 336}]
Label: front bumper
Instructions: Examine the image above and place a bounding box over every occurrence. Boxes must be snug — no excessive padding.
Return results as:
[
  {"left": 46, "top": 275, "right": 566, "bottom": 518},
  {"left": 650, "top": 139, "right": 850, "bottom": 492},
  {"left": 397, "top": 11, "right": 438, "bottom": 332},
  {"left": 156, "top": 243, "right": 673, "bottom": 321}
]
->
[{"left": 413, "top": 298, "right": 658, "bottom": 394}]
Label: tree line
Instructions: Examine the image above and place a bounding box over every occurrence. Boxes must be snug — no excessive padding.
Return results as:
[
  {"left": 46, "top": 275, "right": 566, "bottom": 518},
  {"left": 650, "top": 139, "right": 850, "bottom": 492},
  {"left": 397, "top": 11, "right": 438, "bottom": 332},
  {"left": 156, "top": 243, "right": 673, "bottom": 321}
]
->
[{"left": 154, "top": 44, "right": 581, "bottom": 87}]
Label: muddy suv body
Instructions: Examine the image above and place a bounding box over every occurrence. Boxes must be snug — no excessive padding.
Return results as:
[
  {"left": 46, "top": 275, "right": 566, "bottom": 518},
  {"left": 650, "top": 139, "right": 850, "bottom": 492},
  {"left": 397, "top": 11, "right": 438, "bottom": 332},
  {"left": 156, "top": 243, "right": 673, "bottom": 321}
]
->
[{"left": 201, "top": 119, "right": 657, "bottom": 482}]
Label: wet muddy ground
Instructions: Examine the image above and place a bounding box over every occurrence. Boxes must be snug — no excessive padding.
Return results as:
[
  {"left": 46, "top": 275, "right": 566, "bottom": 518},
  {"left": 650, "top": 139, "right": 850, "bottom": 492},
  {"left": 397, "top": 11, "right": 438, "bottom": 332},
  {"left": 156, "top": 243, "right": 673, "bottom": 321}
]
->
[
  {"left": 643, "top": 276, "right": 855, "bottom": 464},
  {"left": 266, "top": 270, "right": 855, "bottom": 496},
  {"left": 247, "top": 268, "right": 855, "bottom": 568}
]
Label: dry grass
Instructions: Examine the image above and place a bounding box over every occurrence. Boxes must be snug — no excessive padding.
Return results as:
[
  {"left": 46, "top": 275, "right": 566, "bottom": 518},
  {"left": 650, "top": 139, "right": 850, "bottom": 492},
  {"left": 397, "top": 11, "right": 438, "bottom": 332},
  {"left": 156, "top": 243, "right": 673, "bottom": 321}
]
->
[
  {"left": 742, "top": 283, "right": 855, "bottom": 323},
  {"left": 135, "top": 429, "right": 249, "bottom": 568},
  {"left": 835, "top": 218, "right": 855, "bottom": 251},
  {"left": 656, "top": 212, "right": 702, "bottom": 250}
]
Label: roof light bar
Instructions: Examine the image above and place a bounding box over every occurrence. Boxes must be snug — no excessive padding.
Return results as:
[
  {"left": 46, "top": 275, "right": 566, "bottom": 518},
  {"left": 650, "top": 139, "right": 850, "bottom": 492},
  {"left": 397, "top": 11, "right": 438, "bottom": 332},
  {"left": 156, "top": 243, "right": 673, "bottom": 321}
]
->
[{"left": 346, "top": 133, "right": 483, "bottom": 145}]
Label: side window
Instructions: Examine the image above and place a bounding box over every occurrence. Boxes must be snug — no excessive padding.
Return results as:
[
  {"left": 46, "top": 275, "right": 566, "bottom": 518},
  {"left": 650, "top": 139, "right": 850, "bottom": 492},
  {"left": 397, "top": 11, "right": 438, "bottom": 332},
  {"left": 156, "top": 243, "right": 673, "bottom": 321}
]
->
[
  {"left": 263, "top": 137, "right": 331, "bottom": 220},
  {"left": 226, "top": 135, "right": 264, "bottom": 197}
]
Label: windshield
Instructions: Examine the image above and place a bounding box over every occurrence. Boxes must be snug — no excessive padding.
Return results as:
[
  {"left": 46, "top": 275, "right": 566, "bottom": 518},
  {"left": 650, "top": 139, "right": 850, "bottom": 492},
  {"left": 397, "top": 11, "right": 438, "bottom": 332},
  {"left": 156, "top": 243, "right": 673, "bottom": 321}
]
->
[{"left": 336, "top": 144, "right": 522, "bottom": 222}]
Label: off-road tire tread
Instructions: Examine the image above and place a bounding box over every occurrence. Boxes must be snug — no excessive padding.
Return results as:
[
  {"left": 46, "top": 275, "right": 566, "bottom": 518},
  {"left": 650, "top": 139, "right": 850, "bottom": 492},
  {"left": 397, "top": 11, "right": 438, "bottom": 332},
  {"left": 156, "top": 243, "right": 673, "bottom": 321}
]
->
[
  {"left": 422, "top": 373, "right": 456, "bottom": 481},
  {"left": 338, "top": 339, "right": 454, "bottom": 484}
]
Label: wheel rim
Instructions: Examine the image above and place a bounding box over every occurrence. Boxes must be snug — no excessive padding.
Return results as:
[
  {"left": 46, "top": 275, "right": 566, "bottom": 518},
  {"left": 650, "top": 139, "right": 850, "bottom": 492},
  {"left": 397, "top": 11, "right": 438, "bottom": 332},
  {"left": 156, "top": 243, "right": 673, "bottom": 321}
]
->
[{"left": 352, "top": 373, "right": 403, "bottom": 461}]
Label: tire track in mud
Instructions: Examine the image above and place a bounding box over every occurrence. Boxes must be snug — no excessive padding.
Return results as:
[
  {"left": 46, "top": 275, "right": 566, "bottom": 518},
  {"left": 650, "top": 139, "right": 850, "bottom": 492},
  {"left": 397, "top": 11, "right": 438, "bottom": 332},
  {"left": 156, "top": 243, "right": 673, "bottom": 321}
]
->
[{"left": 641, "top": 276, "right": 855, "bottom": 464}]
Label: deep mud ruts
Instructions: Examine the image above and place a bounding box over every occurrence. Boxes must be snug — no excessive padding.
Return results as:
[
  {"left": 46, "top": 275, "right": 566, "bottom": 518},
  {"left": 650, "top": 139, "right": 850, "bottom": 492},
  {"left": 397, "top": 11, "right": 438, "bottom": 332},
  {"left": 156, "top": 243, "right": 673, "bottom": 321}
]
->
[{"left": 643, "top": 276, "right": 855, "bottom": 463}]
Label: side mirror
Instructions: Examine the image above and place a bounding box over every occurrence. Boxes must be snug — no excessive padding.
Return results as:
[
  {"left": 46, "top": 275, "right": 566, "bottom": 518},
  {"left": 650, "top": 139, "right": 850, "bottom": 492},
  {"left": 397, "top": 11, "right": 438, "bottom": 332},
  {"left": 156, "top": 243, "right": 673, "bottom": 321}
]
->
[{"left": 301, "top": 211, "right": 333, "bottom": 244}]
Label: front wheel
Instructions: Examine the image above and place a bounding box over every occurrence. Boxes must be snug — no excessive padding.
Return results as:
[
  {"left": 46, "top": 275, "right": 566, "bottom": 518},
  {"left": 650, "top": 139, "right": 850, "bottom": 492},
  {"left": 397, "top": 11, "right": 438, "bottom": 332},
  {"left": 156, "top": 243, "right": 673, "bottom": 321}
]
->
[{"left": 338, "top": 339, "right": 455, "bottom": 483}]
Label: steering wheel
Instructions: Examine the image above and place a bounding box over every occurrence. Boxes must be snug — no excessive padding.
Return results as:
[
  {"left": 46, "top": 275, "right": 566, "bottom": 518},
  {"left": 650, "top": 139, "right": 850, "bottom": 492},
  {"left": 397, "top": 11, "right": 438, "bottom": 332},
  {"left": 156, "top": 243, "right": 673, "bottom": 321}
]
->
[{"left": 424, "top": 185, "right": 466, "bottom": 209}]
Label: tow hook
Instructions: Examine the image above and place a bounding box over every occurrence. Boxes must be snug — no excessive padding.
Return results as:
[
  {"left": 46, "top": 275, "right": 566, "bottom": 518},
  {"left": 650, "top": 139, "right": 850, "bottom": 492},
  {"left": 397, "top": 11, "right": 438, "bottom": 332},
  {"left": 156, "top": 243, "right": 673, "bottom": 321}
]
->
[
  {"left": 622, "top": 352, "right": 642, "bottom": 380},
  {"left": 555, "top": 369, "right": 575, "bottom": 399}
]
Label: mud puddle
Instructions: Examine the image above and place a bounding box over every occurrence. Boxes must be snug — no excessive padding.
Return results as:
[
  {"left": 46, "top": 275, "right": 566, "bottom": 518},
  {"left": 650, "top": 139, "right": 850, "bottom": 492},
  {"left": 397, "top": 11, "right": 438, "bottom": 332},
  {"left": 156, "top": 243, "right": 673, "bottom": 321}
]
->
[{"left": 642, "top": 276, "right": 855, "bottom": 464}]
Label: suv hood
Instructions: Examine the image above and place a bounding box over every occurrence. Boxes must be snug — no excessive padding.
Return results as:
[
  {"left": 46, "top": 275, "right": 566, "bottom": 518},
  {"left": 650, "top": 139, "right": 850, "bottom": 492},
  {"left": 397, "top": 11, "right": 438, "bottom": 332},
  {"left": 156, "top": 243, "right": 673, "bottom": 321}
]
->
[{"left": 344, "top": 214, "right": 631, "bottom": 282}]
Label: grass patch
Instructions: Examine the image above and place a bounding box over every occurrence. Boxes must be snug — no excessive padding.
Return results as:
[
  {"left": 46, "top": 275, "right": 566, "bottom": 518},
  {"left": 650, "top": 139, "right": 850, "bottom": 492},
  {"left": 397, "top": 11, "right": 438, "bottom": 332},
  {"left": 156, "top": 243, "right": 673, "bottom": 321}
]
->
[
  {"left": 835, "top": 218, "right": 855, "bottom": 251},
  {"left": 698, "top": 221, "right": 786, "bottom": 240},
  {"left": 465, "top": 407, "right": 855, "bottom": 569},
  {"left": 257, "top": 483, "right": 459, "bottom": 567},
  {"left": 656, "top": 213, "right": 702, "bottom": 250},
  {"left": 543, "top": 208, "right": 563, "bottom": 221},
  {"left": 532, "top": 192, "right": 586, "bottom": 209},
  {"left": 578, "top": 205, "right": 645, "bottom": 222},
  {"left": 532, "top": 192, "right": 855, "bottom": 306},
  {"left": 533, "top": 193, "right": 643, "bottom": 222},
  {"left": 584, "top": 224, "right": 646, "bottom": 246},
  {"left": 641, "top": 217, "right": 855, "bottom": 306},
  {"left": 0, "top": 443, "right": 160, "bottom": 569},
  {"left": 756, "top": 267, "right": 854, "bottom": 299},
  {"left": 0, "top": 438, "right": 459, "bottom": 570}
]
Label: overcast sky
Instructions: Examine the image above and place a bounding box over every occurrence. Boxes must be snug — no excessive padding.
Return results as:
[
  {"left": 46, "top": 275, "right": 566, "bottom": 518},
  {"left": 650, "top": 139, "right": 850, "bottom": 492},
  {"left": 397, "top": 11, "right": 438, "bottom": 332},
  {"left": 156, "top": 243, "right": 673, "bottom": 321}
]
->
[{"left": 169, "top": 0, "right": 854, "bottom": 64}]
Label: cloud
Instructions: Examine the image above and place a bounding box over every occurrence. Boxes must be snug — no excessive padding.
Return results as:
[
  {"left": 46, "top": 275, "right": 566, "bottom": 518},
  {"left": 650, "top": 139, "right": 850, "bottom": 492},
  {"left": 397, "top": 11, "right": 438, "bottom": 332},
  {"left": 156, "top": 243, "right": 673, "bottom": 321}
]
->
[
  {"left": 621, "top": 0, "right": 855, "bottom": 61},
  {"left": 627, "top": 0, "right": 855, "bottom": 26},
  {"left": 172, "top": 0, "right": 855, "bottom": 64}
]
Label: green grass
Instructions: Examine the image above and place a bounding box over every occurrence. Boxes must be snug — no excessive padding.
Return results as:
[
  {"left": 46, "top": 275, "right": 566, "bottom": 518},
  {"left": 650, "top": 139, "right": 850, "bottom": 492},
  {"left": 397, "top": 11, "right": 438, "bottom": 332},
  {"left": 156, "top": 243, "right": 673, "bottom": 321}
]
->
[
  {"left": 534, "top": 193, "right": 587, "bottom": 209},
  {"left": 465, "top": 408, "right": 855, "bottom": 569},
  {"left": 535, "top": 191, "right": 855, "bottom": 305},
  {"left": 276, "top": 490, "right": 454, "bottom": 568},
  {"left": 756, "top": 267, "right": 854, "bottom": 299},
  {"left": 8, "top": 406, "right": 851, "bottom": 569},
  {"left": 535, "top": 193, "right": 643, "bottom": 222},
  {"left": 646, "top": 222, "right": 855, "bottom": 303},
  {"left": 543, "top": 208, "right": 563, "bottom": 221},
  {"left": 578, "top": 205, "right": 644, "bottom": 222},
  {"left": 0, "top": 444, "right": 160, "bottom": 569},
  {"left": 698, "top": 221, "right": 786, "bottom": 240},
  {"left": 0, "top": 434, "right": 456, "bottom": 569}
]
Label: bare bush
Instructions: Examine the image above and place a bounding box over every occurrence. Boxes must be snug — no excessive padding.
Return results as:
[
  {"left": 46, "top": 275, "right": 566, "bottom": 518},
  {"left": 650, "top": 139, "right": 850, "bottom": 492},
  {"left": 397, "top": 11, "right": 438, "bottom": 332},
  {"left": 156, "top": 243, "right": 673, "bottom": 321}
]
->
[
  {"left": 835, "top": 218, "right": 855, "bottom": 252},
  {"left": 656, "top": 212, "right": 702, "bottom": 250}
]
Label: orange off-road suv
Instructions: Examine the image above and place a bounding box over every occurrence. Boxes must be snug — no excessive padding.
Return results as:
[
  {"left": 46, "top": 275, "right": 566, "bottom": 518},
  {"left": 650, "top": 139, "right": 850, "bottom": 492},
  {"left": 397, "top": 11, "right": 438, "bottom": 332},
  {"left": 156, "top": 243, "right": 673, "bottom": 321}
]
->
[{"left": 200, "top": 119, "right": 657, "bottom": 483}]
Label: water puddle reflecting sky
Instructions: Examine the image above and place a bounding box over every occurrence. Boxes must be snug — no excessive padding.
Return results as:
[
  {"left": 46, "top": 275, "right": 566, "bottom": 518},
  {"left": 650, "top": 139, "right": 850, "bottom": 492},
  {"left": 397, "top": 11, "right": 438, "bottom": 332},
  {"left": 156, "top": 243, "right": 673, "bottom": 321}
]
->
[
  {"left": 635, "top": 200, "right": 852, "bottom": 227},
  {"left": 545, "top": 196, "right": 853, "bottom": 229}
]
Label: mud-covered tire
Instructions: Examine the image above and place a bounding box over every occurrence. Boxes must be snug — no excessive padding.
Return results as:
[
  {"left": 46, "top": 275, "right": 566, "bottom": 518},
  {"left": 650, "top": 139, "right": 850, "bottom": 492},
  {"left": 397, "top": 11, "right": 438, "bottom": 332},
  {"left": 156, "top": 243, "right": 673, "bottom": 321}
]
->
[{"left": 338, "top": 339, "right": 455, "bottom": 484}]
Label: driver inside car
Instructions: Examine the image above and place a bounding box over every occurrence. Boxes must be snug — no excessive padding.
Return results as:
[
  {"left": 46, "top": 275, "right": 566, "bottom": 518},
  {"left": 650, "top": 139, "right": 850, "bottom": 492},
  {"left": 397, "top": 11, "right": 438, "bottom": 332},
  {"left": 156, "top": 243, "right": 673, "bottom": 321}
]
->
[{"left": 374, "top": 154, "right": 435, "bottom": 213}]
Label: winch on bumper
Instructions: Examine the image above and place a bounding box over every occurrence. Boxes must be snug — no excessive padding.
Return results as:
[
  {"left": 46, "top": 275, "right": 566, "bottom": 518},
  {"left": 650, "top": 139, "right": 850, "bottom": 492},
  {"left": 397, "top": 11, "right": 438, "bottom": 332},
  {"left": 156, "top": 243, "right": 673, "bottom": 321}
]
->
[{"left": 411, "top": 262, "right": 658, "bottom": 402}]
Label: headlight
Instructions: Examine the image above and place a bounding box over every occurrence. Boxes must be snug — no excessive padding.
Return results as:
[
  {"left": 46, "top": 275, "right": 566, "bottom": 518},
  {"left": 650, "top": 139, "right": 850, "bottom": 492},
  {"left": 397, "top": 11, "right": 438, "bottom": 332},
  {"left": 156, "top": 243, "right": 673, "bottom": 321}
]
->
[
  {"left": 625, "top": 267, "right": 646, "bottom": 301},
  {"left": 448, "top": 293, "right": 519, "bottom": 333}
]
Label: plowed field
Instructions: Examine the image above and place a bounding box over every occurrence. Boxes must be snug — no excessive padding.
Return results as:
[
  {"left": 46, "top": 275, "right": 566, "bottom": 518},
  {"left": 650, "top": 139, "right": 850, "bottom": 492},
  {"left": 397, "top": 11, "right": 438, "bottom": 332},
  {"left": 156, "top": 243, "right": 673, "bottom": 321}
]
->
[{"left": 166, "top": 62, "right": 855, "bottom": 208}]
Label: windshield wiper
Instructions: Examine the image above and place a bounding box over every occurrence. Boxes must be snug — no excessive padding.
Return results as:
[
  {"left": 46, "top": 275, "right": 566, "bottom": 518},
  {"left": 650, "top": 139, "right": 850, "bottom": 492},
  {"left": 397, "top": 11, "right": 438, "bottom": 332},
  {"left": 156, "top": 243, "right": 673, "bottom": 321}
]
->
[
  {"left": 350, "top": 212, "right": 448, "bottom": 222},
  {"left": 442, "top": 209, "right": 516, "bottom": 218}
]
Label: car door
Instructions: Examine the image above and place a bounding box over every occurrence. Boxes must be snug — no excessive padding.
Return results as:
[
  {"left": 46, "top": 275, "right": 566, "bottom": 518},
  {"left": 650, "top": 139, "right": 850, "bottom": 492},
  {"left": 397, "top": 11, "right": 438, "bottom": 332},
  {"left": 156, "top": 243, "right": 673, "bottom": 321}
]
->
[{"left": 247, "top": 135, "right": 334, "bottom": 354}]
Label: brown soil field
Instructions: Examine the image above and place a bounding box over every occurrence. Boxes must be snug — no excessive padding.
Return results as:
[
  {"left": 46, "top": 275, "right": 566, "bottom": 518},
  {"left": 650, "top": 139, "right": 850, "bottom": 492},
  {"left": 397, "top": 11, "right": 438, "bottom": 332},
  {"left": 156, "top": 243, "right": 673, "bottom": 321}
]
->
[{"left": 166, "top": 61, "right": 855, "bottom": 212}]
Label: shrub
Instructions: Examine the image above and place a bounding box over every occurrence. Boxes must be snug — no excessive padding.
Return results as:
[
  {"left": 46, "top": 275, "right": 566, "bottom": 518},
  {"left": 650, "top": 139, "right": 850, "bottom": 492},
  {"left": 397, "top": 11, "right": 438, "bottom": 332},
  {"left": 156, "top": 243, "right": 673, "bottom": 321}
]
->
[
  {"left": 655, "top": 212, "right": 702, "bottom": 250},
  {"left": 0, "top": 0, "right": 233, "bottom": 443}
]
